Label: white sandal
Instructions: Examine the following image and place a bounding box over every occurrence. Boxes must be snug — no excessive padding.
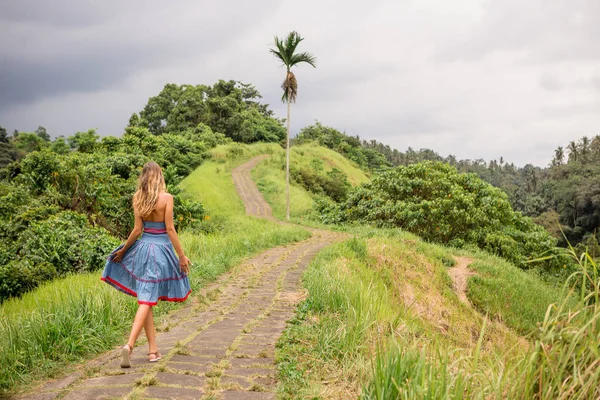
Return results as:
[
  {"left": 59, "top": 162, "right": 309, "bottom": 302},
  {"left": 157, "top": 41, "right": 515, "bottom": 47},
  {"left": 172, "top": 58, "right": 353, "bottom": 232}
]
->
[
  {"left": 148, "top": 350, "right": 162, "bottom": 362},
  {"left": 120, "top": 344, "right": 133, "bottom": 368}
]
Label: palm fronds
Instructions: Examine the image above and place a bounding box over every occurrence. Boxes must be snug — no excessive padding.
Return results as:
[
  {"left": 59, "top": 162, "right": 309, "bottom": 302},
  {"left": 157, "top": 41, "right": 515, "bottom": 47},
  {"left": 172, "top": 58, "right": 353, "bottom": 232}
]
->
[{"left": 270, "top": 31, "right": 316, "bottom": 103}]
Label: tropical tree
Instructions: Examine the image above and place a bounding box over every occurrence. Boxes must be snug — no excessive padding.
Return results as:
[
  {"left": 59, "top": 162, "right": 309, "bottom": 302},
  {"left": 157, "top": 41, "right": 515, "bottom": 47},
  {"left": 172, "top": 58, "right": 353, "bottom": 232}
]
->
[
  {"left": 568, "top": 141, "right": 579, "bottom": 163},
  {"left": 552, "top": 146, "right": 565, "bottom": 166},
  {"left": 270, "top": 31, "right": 316, "bottom": 220},
  {"left": 0, "top": 126, "right": 7, "bottom": 143}
]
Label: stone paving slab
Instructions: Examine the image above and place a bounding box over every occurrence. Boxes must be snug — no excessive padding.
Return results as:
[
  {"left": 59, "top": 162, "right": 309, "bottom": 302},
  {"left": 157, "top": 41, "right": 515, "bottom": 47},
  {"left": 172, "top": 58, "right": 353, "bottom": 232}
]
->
[
  {"left": 219, "top": 390, "right": 276, "bottom": 400},
  {"left": 155, "top": 372, "right": 205, "bottom": 387},
  {"left": 17, "top": 394, "right": 59, "bottom": 400},
  {"left": 61, "top": 386, "right": 132, "bottom": 399},
  {"left": 142, "top": 386, "right": 203, "bottom": 399}
]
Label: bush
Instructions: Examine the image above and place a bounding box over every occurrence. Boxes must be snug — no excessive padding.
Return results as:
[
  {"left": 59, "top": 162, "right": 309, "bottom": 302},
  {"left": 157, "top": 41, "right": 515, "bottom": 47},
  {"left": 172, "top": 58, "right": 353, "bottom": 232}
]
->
[
  {"left": 0, "top": 261, "right": 36, "bottom": 301},
  {"left": 19, "top": 211, "right": 120, "bottom": 275},
  {"left": 318, "top": 161, "right": 560, "bottom": 268},
  {"left": 291, "top": 166, "right": 350, "bottom": 202}
]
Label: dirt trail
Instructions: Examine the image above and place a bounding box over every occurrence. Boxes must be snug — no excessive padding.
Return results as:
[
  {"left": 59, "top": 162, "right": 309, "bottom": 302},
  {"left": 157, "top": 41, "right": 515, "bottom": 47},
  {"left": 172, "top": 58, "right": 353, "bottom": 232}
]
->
[
  {"left": 19, "top": 155, "right": 342, "bottom": 400},
  {"left": 448, "top": 256, "right": 475, "bottom": 305}
]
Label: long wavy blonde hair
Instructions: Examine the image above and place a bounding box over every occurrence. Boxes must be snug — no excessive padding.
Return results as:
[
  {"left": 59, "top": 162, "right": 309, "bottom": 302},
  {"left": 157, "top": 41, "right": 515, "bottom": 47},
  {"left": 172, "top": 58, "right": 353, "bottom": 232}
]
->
[{"left": 133, "top": 162, "right": 166, "bottom": 218}]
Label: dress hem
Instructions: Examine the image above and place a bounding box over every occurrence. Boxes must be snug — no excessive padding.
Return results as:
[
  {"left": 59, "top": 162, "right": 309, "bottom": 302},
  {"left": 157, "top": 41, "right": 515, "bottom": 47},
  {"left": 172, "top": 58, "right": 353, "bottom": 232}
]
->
[{"left": 100, "top": 277, "right": 191, "bottom": 306}]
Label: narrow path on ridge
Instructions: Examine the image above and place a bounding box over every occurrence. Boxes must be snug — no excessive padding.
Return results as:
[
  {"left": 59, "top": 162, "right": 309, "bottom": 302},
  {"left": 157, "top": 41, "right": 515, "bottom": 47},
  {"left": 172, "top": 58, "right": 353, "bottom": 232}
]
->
[
  {"left": 19, "top": 155, "right": 344, "bottom": 400},
  {"left": 449, "top": 256, "right": 475, "bottom": 306}
]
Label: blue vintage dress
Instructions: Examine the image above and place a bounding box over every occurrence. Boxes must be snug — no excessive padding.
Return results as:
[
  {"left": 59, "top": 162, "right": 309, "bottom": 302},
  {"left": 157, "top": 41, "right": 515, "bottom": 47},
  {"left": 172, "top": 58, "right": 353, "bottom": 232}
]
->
[{"left": 101, "top": 221, "right": 191, "bottom": 306}]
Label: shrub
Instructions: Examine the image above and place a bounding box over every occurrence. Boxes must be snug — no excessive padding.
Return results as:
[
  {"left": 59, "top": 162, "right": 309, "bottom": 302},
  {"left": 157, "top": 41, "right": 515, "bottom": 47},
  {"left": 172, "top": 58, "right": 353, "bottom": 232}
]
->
[
  {"left": 291, "top": 166, "right": 350, "bottom": 202},
  {"left": 0, "top": 261, "right": 36, "bottom": 300},
  {"left": 318, "top": 161, "right": 560, "bottom": 268},
  {"left": 19, "top": 211, "right": 120, "bottom": 275}
]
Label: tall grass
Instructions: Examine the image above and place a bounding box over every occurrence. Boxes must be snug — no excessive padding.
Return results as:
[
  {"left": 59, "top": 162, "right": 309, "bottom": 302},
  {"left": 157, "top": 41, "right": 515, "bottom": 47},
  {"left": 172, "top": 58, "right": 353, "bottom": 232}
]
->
[
  {"left": 362, "top": 341, "right": 477, "bottom": 400},
  {"left": 276, "top": 238, "right": 402, "bottom": 398},
  {"left": 508, "top": 246, "right": 600, "bottom": 399},
  {"left": 451, "top": 248, "right": 572, "bottom": 335},
  {"left": 0, "top": 274, "right": 141, "bottom": 390},
  {"left": 363, "top": 247, "right": 600, "bottom": 399},
  {"left": 276, "top": 228, "right": 586, "bottom": 399}
]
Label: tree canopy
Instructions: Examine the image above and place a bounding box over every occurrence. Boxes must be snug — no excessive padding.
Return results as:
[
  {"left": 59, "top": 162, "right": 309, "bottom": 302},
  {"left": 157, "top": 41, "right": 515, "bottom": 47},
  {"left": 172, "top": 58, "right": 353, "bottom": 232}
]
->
[{"left": 137, "top": 80, "right": 285, "bottom": 143}]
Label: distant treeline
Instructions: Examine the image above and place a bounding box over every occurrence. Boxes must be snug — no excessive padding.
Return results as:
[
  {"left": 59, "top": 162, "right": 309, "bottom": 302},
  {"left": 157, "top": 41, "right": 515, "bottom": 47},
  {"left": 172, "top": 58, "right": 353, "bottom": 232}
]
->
[{"left": 295, "top": 122, "right": 600, "bottom": 250}]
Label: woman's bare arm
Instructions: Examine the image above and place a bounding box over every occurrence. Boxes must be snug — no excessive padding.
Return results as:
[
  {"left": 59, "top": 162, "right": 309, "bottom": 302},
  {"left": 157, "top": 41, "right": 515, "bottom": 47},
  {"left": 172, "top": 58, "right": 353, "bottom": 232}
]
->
[
  {"left": 122, "top": 212, "right": 144, "bottom": 252},
  {"left": 164, "top": 194, "right": 185, "bottom": 258},
  {"left": 112, "top": 212, "right": 143, "bottom": 261}
]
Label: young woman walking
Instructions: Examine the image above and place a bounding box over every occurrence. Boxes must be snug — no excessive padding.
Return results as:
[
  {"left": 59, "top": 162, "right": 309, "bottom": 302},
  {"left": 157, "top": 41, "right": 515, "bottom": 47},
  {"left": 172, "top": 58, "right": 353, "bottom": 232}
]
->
[{"left": 101, "top": 161, "right": 191, "bottom": 368}]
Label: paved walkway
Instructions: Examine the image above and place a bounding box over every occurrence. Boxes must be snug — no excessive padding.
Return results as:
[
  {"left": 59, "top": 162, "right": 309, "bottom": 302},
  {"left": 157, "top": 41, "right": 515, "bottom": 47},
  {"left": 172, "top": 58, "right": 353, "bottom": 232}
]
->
[{"left": 19, "top": 156, "right": 341, "bottom": 400}]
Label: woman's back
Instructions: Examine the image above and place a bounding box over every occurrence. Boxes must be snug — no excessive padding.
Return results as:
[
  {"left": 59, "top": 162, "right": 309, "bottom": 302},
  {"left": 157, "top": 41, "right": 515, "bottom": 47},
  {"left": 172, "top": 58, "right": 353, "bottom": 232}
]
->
[{"left": 143, "top": 193, "right": 171, "bottom": 222}]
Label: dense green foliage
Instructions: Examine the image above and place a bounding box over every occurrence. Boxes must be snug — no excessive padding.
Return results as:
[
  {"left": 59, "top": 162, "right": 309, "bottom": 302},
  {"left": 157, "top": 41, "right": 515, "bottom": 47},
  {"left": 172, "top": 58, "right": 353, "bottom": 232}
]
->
[
  {"left": 363, "top": 134, "right": 600, "bottom": 250},
  {"left": 291, "top": 163, "right": 350, "bottom": 202},
  {"left": 135, "top": 80, "right": 286, "bottom": 143},
  {"left": 295, "top": 122, "right": 600, "bottom": 252},
  {"left": 295, "top": 122, "right": 390, "bottom": 171},
  {"left": 317, "top": 162, "right": 560, "bottom": 269}
]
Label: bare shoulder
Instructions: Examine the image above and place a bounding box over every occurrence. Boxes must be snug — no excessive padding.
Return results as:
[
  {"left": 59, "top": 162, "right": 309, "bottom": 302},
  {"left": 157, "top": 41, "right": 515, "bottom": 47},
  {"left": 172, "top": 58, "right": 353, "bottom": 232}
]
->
[{"left": 159, "top": 192, "right": 173, "bottom": 206}]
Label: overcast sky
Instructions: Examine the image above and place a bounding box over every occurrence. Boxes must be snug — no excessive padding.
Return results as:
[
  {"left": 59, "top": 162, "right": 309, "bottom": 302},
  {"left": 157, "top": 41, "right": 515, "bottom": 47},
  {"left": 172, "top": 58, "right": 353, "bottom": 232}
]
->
[{"left": 1, "top": 0, "right": 598, "bottom": 166}]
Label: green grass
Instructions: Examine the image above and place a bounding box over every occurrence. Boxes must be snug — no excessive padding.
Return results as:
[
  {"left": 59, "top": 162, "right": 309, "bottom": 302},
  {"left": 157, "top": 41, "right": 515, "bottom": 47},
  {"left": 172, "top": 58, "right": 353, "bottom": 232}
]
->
[
  {"left": 363, "top": 249, "right": 600, "bottom": 400},
  {"left": 454, "top": 248, "right": 574, "bottom": 335},
  {"left": 276, "top": 239, "right": 397, "bottom": 398},
  {"left": 0, "top": 273, "right": 143, "bottom": 391},
  {"left": 182, "top": 141, "right": 285, "bottom": 217},
  {"left": 276, "top": 227, "right": 570, "bottom": 398},
  {"left": 287, "top": 142, "right": 370, "bottom": 186},
  {"left": 0, "top": 145, "right": 310, "bottom": 395},
  {"left": 248, "top": 141, "right": 369, "bottom": 222},
  {"left": 252, "top": 156, "right": 316, "bottom": 221}
]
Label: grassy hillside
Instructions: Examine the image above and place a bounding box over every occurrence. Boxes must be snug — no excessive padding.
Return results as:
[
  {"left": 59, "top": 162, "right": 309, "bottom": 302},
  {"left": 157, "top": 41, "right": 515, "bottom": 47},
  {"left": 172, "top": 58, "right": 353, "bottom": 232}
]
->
[
  {"left": 248, "top": 142, "right": 369, "bottom": 221},
  {"left": 275, "top": 229, "right": 570, "bottom": 398},
  {"left": 0, "top": 146, "right": 310, "bottom": 395}
]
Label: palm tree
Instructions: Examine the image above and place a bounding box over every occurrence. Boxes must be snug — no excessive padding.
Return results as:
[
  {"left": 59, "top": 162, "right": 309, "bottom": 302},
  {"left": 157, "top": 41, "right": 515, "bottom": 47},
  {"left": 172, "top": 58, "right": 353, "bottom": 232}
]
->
[
  {"left": 270, "top": 31, "right": 316, "bottom": 221},
  {"left": 580, "top": 136, "right": 590, "bottom": 163},
  {"left": 553, "top": 146, "right": 564, "bottom": 166},
  {"left": 568, "top": 141, "right": 579, "bottom": 163}
]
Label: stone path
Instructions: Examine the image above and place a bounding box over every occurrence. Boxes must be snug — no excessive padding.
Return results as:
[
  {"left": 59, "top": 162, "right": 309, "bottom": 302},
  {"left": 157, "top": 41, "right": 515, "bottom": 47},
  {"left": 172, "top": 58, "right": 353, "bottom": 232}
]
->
[
  {"left": 232, "top": 155, "right": 275, "bottom": 221},
  {"left": 19, "top": 156, "right": 342, "bottom": 400}
]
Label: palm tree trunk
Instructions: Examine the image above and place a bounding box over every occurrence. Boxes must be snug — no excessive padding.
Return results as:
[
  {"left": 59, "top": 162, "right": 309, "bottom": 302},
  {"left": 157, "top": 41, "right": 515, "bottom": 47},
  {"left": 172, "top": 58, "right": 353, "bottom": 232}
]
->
[{"left": 285, "top": 97, "right": 291, "bottom": 221}]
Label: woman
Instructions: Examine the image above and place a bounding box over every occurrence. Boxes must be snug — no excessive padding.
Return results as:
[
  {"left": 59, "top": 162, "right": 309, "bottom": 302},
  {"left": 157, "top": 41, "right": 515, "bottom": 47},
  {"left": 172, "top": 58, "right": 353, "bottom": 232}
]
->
[{"left": 101, "top": 161, "right": 192, "bottom": 368}]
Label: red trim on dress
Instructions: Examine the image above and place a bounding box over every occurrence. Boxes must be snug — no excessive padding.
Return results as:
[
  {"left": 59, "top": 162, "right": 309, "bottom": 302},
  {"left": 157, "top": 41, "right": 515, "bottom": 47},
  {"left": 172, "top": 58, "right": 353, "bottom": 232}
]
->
[
  {"left": 100, "top": 277, "right": 191, "bottom": 306},
  {"left": 144, "top": 228, "right": 167, "bottom": 234}
]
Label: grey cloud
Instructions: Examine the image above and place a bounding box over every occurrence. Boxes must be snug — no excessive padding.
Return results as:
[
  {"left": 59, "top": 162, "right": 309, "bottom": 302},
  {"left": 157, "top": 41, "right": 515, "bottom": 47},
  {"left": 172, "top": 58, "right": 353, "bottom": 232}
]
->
[
  {"left": 539, "top": 75, "right": 563, "bottom": 92},
  {"left": 593, "top": 77, "right": 600, "bottom": 92},
  {"left": 1, "top": 0, "right": 599, "bottom": 167},
  {"left": 539, "top": 101, "right": 600, "bottom": 118},
  {"left": 0, "top": 0, "right": 116, "bottom": 27},
  {"left": 438, "top": 0, "right": 600, "bottom": 63},
  {"left": 0, "top": 0, "right": 280, "bottom": 110}
]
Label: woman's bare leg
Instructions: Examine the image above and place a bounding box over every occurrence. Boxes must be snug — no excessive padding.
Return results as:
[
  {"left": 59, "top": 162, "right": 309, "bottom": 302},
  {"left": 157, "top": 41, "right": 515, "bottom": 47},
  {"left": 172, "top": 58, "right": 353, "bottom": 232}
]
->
[
  {"left": 144, "top": 307, "right": 158, "bottom": 353},
  {"left": 127, "top": 304, "right": 152, "bottom": 348}
]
